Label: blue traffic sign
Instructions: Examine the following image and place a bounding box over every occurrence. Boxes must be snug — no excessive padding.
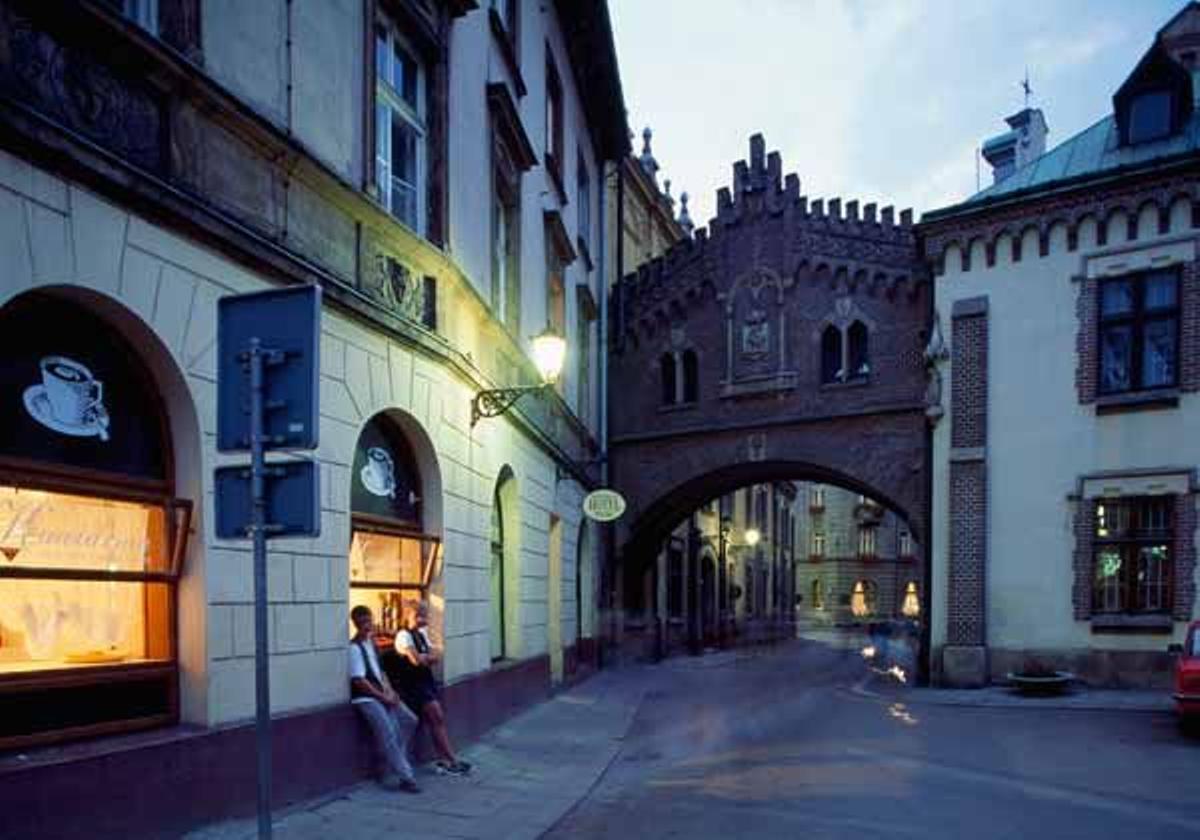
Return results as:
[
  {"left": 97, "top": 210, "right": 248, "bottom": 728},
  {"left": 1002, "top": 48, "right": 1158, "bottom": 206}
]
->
[
  {"left": 214, "top": 460, "right": 321, "bottom": 539},
  {"left": 217, "top": 286, "right": 321, "bottom": 452}
]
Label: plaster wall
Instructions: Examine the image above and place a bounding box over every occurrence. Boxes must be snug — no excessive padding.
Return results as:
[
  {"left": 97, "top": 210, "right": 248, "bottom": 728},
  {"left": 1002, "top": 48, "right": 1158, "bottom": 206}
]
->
[
  {"left": 447, "top": 2, "right": 602, "bottom": 432},
  {"left": 201, "top": 0, "right": 364, "bottom": 185},
  {"left": 931, "top": 199, "right": 1200, "bottom": 654}
]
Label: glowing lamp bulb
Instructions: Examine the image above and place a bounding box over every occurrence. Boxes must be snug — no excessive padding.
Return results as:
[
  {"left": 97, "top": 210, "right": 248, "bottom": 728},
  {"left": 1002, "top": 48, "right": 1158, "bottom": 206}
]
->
[
  {"left": 531, "top": 327, "right": 567, "bottom": 384},
  {"left": 744, "top": 528, "right": 761, "bottom": 547}
]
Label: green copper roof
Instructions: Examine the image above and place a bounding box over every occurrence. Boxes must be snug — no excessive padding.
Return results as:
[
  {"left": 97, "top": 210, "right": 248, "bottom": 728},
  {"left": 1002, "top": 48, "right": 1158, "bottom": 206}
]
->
[{"left": 925, "top": 71, "right": 1200, "bottom": 220}]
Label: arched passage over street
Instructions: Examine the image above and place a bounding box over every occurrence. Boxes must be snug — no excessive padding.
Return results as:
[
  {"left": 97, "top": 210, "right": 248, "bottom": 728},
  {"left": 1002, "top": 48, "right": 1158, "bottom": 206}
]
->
[
  {"left": 608, "top": 134, "right": 933, "bottom": 670},
  {"left": 619, "top": 457, "right": 922, "bottom": 572}
]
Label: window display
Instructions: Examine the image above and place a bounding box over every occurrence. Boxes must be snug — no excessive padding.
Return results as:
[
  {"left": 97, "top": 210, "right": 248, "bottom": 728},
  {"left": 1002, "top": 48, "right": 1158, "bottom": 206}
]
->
[{"left": 0, "top": 486, "right": 182, "bottom": 675}]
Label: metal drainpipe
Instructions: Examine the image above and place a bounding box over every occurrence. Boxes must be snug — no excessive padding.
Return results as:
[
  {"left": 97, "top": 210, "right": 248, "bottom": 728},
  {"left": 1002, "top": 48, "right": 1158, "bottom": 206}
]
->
[
  {"left": 920, "top": 249, "right": 934, "bottom": 687},
  {"left": 596, "top": 158, "right": 610, "bottom": 667}
]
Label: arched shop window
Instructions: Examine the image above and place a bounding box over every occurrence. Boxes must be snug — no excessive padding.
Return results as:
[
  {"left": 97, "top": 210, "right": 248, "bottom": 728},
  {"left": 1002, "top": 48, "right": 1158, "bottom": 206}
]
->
[
  {"left": 0, "top": 292, "right": 191, "bottom": 750},
  {"left": 348, "top": 414, "right": 440, "bottom": 642}
]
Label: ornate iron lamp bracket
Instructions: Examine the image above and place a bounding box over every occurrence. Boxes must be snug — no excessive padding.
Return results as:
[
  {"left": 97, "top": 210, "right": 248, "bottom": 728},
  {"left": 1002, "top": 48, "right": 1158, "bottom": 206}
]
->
[{"left": 470, "top": 384, "right": 546, "bottom": 427}]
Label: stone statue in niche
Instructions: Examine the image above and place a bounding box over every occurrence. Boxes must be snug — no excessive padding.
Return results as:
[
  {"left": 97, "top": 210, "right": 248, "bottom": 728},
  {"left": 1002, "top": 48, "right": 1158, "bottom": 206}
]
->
[{"left": 741, "top": 308, "right": 770, "bottom": 360}]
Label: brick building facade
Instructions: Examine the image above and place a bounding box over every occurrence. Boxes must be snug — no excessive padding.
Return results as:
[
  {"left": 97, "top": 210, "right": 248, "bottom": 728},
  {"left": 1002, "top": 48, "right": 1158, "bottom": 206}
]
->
[{"left": 607, "top": 134, "right": 930, "bottom": 664}]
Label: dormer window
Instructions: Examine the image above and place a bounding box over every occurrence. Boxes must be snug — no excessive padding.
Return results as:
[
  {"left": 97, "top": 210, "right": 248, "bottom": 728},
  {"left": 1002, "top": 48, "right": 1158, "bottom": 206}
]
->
[
  {"left": 1128, "top": 89, "right": 1174, "bottom": 144},
  {"left": 1113, "top": 42, "right": 1192, "bottom": 147}
]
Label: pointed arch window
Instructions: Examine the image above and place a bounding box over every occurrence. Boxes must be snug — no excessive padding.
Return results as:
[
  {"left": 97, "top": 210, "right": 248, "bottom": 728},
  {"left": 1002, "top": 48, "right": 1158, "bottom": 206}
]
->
[
  {"left": 848, "top": 321, "right": 870, "bottom": 379},
  {"left": 821, "top": 326, "right": 842, "bottom": 384},
  {"left": 681, "top": 349, "right": 699, "bottom": 403},
  {"left": 660, "top": 353, "right": 677, "bottom": 405}
]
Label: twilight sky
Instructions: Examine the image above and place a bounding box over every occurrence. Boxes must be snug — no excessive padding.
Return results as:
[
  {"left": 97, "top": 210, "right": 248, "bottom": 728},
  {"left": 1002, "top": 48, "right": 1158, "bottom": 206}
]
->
[{"left": 609, "top": 0, "right": 1181, "bottom": 227}]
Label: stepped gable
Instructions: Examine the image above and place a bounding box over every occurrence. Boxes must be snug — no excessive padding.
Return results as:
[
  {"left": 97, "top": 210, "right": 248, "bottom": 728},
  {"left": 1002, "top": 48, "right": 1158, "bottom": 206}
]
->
[{"left": 619, "top": 134, "right": 926, "bottom": 341}]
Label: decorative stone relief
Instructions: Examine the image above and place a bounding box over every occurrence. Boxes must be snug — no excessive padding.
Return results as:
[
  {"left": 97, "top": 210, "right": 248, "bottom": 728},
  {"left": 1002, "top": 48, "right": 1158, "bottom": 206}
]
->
[
  {"left": 923, "top": 309, "right": 949, "bottom": 426},
  {"left": 0, "top": 7, "right": 164, "bottom": 172},
  {"left": 719, "top": 265, "right": 796, "bottom": 396},
  {"left": 364, "top": 249, "right": 434, "bottom": 330}
]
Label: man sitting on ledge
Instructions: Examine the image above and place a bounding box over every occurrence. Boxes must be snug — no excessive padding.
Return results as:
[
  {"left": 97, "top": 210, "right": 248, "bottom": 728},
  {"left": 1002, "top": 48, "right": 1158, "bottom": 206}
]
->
[{"left": 349, "top": 604, "right": 420, "bottom": 793}]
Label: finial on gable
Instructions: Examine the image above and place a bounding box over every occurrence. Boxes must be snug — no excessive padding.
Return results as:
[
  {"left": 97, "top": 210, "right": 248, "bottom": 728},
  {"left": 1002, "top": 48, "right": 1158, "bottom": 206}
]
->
[
  {"left": 678, "top": 191, "right": 694, "bottom": 236},
  {"left": 640, "top": 126, "right": 659, "bottom": 183}
]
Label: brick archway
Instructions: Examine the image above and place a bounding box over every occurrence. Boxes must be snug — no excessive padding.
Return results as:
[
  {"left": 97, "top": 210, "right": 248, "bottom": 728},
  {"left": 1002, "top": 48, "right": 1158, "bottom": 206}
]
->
[{"left": 608, "top": 134, "right": 932, "bottom": 651}]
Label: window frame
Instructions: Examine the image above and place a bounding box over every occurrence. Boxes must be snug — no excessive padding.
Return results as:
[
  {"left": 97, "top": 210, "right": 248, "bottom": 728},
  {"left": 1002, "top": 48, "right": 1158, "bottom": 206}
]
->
[
  {"left": 544, "top": 51, "right": 565, "bottom": 197},
  {"left": 373, "top": 17, "right": 428, "bottom": 236},
  {"left": 576, "top": 150, "right": 592, "bottom": 260},
  {"left": 1097, "top": 269, "right": 1180, "bottom": 396},
  {"left": 1127, "top": 89, "right": 1175, "bottom": 145},
  {"left": 1092, "top": 496, "right": 1174, "bottom": 615},
  {"left": 0, "top": 465, "right": 190, "bottom": 751},
  {"left": 491, "top": 166, "right": 521, "bottom": 331}
]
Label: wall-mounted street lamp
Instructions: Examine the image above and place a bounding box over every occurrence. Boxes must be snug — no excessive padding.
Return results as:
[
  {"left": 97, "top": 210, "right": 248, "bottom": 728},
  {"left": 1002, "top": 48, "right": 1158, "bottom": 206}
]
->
[
  {"left": 743, "top": 527, "right": 761, "bottom": 547},
  {"left": 471, "top": 327, "right": 566, "bottom": 428}
]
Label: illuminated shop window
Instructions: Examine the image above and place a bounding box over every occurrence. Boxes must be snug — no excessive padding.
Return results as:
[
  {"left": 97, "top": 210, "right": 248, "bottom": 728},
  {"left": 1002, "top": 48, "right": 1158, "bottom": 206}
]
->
[
  {"left": 0, "top": 292, "right": 191, "bottom": 749},
  {"left": 348, "top": 415, "right": 440, "bottom": 641}
]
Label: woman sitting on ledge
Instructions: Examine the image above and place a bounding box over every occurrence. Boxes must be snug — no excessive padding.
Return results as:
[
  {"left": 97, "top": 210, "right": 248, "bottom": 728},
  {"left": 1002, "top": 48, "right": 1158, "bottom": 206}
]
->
[{"left": 395, "top": 600, "right": 471, "bottom": 776}]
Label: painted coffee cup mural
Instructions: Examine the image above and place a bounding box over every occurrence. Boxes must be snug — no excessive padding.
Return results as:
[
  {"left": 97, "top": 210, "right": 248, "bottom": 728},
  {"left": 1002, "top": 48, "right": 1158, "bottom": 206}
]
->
[{"left": 22, "top": 355, "right": 111, "bottom": 441}]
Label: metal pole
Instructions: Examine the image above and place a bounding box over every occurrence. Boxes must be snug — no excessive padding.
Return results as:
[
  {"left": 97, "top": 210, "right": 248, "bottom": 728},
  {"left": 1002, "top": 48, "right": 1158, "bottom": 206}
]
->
[{"left": 249, "top": 338, "right": 272, "bottom": 839}]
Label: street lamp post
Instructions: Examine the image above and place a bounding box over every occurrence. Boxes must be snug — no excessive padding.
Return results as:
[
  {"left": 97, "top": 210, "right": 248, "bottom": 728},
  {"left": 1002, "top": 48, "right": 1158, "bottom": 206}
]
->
[{"left": 717, "top": 518, "right": 730, "bottom": 648}]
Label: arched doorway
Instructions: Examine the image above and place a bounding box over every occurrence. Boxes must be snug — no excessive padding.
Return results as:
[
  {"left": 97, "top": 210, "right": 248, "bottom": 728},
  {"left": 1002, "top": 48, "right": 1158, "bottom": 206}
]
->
[
  {"left": 347, "top": 413, "right": 441, "bottom": 650},
  {"left": 490, "top": 467, "right": 520, "bottom": 661},
  {"left": 0, "top": 291, "right": 194, "bottom": 749}
]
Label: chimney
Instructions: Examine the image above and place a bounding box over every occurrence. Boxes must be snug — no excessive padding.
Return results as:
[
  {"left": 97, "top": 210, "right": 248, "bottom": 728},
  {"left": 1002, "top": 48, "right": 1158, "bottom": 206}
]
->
[{"left": 981, "top": 107, "right": 1048, "bottom": 184}]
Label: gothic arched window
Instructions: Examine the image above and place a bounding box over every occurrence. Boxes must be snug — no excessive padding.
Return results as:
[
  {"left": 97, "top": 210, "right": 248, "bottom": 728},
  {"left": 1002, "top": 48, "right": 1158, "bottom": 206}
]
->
[
  {"left": 660, "top": 353, "right": 677, "bottom": 405},
  {"left": 821, "top": 325, "right": 842, "bottom": 383},
  {"left": 681, "top": 349, "right": 698, "bottom": 403},
  {"left": 849, "top": 321, "right": 870, "bottom": 379}
]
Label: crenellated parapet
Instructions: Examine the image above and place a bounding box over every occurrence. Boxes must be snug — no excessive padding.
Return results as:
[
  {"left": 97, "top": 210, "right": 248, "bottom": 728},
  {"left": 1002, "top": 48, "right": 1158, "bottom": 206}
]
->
[{"left": 617, "top": 134, "right": 926, "bottom": 343}]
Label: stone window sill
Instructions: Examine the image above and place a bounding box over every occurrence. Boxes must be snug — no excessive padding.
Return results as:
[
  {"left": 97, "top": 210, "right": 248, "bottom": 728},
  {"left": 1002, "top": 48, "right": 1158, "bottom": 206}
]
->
[
  {"left": 1095, "top": 388, "right": 1179, "bottom": 415},
  {"left": 1090, "top": 613, "right": 1174, "bottom": 634},
  {"left": 658, "top": 401, "right": 697, "bottom": 413},
  {"left": 820, "top": 377, "right": 870, "bottom": 391}
]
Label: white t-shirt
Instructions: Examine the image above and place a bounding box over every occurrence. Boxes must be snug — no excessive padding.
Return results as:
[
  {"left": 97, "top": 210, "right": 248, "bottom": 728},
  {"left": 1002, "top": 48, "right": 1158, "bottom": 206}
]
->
[
  {"left": 348, "top": 638, "right": 385, "bottom": 705},
  {"left": 394, "top": 627, "right": 431, "bottom": 656}
]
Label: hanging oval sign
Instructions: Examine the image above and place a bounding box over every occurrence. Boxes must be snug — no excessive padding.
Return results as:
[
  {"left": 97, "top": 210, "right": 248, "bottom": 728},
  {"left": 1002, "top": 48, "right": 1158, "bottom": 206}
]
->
[{"left": 583, "top": 488, "right": 626, "bottom": 522}]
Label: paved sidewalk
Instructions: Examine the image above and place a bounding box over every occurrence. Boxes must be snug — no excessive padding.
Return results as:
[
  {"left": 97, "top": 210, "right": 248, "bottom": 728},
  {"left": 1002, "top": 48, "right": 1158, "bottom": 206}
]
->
[
  {"left": 187, "top": 668, "right": 647, "bottom": 840},
  {"left": 853, "top": 671, "right": 1173, "bottom": 712}
]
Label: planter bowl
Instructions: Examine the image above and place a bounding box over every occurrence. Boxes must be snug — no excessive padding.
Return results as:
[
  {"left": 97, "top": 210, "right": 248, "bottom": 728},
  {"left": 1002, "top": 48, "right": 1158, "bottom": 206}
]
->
[{"left": 1006, "top": 671, "right": 1076, "bottom": 695}]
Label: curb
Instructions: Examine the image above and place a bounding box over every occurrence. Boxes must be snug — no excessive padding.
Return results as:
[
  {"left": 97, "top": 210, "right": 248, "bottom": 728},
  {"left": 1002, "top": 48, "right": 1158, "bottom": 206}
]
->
[
  {"left": 535, "top": 680, "right": 649, "bottom": 839},
  {"left": 845, "top": 673, "right": 1173, "bottom": 714}
]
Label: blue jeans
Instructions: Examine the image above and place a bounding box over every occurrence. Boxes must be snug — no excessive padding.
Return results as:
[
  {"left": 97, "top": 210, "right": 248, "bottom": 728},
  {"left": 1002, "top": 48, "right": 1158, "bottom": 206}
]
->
[{"left": 355, "top": 698, "right": 418, "bottom": 783}]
